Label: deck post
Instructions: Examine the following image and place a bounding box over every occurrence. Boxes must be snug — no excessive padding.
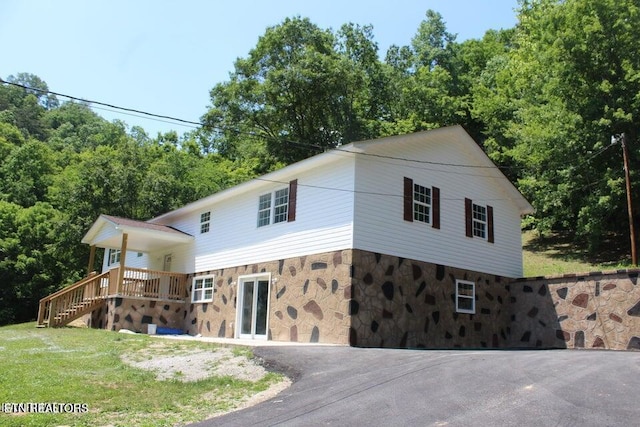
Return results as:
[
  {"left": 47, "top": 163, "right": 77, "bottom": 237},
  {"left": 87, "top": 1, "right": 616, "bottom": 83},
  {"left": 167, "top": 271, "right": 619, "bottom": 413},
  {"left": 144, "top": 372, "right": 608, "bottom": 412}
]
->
[
  {"left": 87, "top": 245, "right": 96, "bottom": 276},
  {"left": 47, "top": 299, "right": 55, "bottom": 327},
  {"left": 117, "top": 233, "right": 128, "bottom": 294}
]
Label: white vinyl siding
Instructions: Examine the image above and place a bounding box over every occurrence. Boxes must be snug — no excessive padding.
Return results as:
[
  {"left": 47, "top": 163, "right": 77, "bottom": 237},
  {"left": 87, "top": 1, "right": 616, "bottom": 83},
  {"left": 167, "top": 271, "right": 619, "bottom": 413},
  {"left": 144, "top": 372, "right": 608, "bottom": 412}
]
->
[
  {"left": 189, "top": 156, "right": 354, "bottom": 272},
  {"left": 101, "top": 249, "right": 150, "bottom": 272},
  {"left": 352, "top": 132, "right": 524, "bottom": 278}
]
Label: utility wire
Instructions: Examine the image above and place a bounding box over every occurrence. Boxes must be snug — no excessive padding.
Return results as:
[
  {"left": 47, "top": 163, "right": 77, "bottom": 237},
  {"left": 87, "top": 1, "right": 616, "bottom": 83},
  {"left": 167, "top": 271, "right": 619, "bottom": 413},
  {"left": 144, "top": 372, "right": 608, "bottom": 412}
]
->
[
  {"left": 0, "top": 78, "right": 616, "bottom": 177},
  {"left": 254, "top": 177, "right": 524, "bottom": 203},
  {"left": 0, "top": 78, "right": 202, "bottom": 127}
]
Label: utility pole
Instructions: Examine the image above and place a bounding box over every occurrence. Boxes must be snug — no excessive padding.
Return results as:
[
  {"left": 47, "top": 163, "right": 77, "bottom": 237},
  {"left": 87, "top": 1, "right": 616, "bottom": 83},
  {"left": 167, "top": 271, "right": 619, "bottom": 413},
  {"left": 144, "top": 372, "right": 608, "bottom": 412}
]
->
[{"left": 621, "top": 133, "right": 637, "bottom": 266}]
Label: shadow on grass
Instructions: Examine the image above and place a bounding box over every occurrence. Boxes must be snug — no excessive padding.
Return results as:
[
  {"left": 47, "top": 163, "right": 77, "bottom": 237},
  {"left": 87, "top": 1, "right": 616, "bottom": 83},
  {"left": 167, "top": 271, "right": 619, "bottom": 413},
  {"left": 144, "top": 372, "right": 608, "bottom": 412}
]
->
[{"left": 523, "top": 230, "right": 631, "bottom": 267}]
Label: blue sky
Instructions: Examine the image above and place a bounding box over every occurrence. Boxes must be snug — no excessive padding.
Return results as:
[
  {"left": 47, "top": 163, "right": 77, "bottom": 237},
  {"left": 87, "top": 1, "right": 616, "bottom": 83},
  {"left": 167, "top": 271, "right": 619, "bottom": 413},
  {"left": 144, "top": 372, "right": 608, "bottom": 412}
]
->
[{"left": 1, "top": 0, "right": 520, "bottom": 137}]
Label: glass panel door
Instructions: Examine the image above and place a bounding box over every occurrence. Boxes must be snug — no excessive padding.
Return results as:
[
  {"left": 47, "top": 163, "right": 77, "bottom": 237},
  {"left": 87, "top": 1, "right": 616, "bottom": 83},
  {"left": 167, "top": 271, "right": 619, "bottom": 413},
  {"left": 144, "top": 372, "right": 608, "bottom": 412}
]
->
[
  {"left": 240, "top": 281, "right": 254, "bottom": 336},
  {"left": 255, "top": 280, "right": 269, "bottom": 336},
  {"left": 238, "top": 277, "right": 270, "bottom": 339}
]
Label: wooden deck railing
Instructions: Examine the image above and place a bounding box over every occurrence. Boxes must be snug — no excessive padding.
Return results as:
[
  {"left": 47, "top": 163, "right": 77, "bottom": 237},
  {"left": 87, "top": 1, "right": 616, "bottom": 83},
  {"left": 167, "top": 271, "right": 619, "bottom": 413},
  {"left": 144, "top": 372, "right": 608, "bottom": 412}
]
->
[
  {"left": 120, "top": 267, "right": 189, "bottom": 300},
  {"left": 37, "top": 267, "right": 189, "bottom": 327}
]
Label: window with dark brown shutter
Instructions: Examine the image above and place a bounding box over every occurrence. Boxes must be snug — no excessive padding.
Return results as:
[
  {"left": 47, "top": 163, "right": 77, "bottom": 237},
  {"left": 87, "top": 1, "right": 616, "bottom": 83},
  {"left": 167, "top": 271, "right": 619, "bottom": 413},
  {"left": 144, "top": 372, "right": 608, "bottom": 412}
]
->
[
  {"left": 465, "top": 198, "right": 473, "bottom": 237},
  {"left": 287, "top": 179, "right": 298, "bottom": 222},
  {"left": 466, "top": 199, "right": 494, "bottom": 243},
  {"left": 432, "top": 186, "right": 440, "bottom": 229},
  {"left": 487, "top": 205, "right": 494, "bottom": 243},
  {"left": 404, "top": 177, "right": 413, "bottom": 222}
]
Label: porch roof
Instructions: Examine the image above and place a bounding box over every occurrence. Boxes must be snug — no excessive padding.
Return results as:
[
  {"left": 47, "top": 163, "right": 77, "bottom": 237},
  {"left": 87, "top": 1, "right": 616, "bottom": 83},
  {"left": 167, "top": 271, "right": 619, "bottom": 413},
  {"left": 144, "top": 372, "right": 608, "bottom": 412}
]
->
[{"left": 81, "top": 214, "right": 194, "bottom": 252}]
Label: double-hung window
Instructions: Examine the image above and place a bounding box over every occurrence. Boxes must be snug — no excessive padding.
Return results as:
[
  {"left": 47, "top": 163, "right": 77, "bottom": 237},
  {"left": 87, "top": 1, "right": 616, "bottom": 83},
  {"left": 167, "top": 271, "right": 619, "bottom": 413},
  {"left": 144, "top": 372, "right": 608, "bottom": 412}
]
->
[
  {"left": 403, "top": 177, "right": 440, "bottom": 229},
  {"left": 464, "top": 198, "right": 494, "bottom": 243},
  {"left": 200, "top": 211, "right": 211, "bottom": 234},
  {"left": 455, "top": 280, "right": 475, "bottom": 314},
  {"left": 413, "top": 183, "right": 431, "bottom": 224},
  {"left": 258, "top": 193, "right": 273, "bottom": 227},
  {"left": 472, "top": 203, "right": 487, "bottom": 238},
  {"left": 192, "top": 275, "right": 214, "bottom": 303},
  {"left": 257, "top": 187, "right": 289, "bottom": 227},
  {"left": 108, "top": 249, "right": 121, "bottom": 266}
]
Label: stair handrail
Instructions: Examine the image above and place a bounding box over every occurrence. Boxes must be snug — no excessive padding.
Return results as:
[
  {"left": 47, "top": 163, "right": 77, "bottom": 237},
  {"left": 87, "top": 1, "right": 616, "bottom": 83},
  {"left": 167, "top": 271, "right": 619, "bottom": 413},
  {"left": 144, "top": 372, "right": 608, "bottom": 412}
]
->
[
  {"left": 37, "top": 271, "right": 110, "bottom": 326},
  {"left": 38, "top": 271, "right": 103, "bottom": 304}
]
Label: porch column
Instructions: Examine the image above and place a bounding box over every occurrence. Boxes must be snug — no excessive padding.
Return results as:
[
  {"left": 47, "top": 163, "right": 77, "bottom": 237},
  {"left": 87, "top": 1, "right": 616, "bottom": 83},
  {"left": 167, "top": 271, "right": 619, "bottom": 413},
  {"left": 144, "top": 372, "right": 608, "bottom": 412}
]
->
[
  {"left": 87, "top": 245, "right": 96, "bottom": 275},
  {"left": 117, "top": 233, "right": 128, "bottom": 294}
]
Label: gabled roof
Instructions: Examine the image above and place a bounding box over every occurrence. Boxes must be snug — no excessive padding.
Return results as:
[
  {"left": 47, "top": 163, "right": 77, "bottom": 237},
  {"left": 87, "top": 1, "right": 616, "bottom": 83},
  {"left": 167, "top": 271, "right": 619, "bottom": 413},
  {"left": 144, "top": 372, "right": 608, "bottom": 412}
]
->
[
  {"left": 81, "top": 214, "right": 193, "bottom": 251},
  {"left": 150, "top": 125, "right": 533, "bottom": 223}
]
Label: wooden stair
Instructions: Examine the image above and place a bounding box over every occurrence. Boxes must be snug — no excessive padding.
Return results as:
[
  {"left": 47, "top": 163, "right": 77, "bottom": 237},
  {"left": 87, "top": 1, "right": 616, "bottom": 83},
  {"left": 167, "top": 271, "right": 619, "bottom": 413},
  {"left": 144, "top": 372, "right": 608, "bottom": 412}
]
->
[{"left": 37, "top": 271, "right": 110, "bottom": 328}]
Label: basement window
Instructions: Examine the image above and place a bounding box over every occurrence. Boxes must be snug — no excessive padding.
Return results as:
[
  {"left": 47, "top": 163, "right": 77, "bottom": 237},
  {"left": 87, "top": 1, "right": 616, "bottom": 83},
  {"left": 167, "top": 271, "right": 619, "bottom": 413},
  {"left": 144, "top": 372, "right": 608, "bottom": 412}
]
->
[
  {"left": 455, "top": 280, "right": 475, "bottom": 314},
  {"left": 192, "top": 275, "right": 215, "bottom": 303}
]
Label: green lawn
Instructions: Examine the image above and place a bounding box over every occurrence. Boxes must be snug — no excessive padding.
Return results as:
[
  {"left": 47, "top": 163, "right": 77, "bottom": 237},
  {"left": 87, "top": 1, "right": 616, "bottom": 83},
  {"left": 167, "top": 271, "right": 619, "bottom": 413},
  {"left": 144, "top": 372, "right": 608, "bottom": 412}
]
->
[
  {"left": 522, "top": 230, "right": 633, "bottom": 277},
  {"left": 0, "top": 323, "right": 282, "bottom": 427}
]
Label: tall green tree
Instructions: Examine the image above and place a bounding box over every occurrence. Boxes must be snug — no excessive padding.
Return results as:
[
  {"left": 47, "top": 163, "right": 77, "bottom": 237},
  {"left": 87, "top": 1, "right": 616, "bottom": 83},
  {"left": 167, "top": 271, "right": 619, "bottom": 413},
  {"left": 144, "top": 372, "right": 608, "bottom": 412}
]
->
[
  {"left": 473, "top": 0, "right": 640, "bottom": 250},
  {"left": 203, "top": 17, "right": 387, "bottom": 165}
]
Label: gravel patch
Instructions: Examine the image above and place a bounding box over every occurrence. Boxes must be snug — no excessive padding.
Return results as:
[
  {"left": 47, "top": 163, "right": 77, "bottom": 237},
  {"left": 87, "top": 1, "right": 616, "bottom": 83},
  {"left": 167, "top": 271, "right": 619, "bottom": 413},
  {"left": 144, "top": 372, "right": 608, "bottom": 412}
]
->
[{"left": 121, "top": 346, "right": 268, "bottom": 382}]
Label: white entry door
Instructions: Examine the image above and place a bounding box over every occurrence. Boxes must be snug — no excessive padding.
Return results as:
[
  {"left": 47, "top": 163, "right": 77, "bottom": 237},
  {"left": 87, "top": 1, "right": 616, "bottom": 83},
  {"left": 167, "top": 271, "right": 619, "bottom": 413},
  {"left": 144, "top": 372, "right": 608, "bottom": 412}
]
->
[{"left": 237, "top": 276, "right": 270, "bottom": 340}]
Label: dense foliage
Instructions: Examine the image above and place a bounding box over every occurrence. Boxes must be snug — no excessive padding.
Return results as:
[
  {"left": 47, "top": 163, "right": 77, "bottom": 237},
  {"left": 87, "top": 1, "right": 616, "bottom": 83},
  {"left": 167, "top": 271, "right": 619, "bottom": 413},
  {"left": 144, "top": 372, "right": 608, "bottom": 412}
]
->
[{"left": 1, "top": 0, "right": 638, "bottom": 324}]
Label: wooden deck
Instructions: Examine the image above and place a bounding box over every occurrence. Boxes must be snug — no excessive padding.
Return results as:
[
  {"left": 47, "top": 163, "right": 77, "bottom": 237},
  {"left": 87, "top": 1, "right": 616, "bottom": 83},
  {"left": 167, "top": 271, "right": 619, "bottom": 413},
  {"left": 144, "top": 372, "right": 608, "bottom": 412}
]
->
[{"left": 37, "top": 267, "right": 189, "bottom": 328}]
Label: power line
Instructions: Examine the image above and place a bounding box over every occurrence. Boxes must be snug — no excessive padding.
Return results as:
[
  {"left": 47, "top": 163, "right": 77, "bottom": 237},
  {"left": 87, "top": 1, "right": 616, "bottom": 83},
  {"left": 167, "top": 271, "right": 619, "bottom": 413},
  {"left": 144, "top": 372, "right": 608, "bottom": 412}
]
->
[
  {"left": 0, "top": 78, "right": 617, "bottom": 178},
  {"left": 0, "top": 78, "right": 202, "bottom": 127},
  {"left": 254, "top": 177, "right": 524, "bottom": 203}
]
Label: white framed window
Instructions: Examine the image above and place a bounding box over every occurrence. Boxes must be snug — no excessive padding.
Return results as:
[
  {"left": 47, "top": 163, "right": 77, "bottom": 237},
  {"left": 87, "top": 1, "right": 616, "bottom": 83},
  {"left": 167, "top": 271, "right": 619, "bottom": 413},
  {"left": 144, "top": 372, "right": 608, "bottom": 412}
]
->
[
  {"left": 273, "top": 188, "right": 289, "bottom": 223},
  {"left": 200, "top": 211, "right": 211, "bottom": 234},
  {"left": 258, "top": 193, "right": 271, "bottom": 227},
  {"left": 472, "top": 203, "right": 487, "bottom": 239},
  {"left": 192, "top": 275, "right": 215, "bottom": 303},
  {"left": 455, "top": 280, "right": 475, "bottom": 314},
  {"left": 257, "top": 187, "right": 288, "bottom": 227},
  {"left": 413, "top": 183, "right": 431, "bottom": 223},
  {"left": 108, "top": 249, "right": 121, "bottom": 266}
]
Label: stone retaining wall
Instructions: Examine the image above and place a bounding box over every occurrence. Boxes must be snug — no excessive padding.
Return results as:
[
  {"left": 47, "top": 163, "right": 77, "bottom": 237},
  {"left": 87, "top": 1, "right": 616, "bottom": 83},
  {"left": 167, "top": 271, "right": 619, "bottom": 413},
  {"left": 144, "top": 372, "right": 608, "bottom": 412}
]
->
[{"left": 511, "top": 271, "right": 640, "bottom": 350}]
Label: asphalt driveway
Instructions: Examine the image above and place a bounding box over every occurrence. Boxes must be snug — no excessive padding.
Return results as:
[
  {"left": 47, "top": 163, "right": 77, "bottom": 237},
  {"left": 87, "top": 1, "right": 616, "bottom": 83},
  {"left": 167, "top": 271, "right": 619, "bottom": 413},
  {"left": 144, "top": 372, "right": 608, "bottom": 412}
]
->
[{"left": 192, "top": 346, "right": 639, "bottom": 426}]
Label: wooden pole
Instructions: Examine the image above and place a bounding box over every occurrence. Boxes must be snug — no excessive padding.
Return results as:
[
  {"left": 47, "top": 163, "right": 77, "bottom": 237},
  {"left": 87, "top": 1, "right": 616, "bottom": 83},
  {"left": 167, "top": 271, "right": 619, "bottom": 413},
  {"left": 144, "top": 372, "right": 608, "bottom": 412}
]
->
[
  {"left": 117, "top": 233, "right": 128, "bottom": 294},
  {"left": 621, "top": 133, "right": 637, "bottom": 266},
  {"left": 87, "top": 245, "right": 96, "bottom": 276}
]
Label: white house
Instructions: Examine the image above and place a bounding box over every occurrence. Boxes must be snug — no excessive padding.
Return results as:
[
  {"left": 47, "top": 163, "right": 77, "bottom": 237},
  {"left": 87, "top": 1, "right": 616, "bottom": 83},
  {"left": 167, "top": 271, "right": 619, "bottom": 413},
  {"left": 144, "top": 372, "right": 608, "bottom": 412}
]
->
[{"left": 40, "top": 126, "right": 534, "bottom": 348}]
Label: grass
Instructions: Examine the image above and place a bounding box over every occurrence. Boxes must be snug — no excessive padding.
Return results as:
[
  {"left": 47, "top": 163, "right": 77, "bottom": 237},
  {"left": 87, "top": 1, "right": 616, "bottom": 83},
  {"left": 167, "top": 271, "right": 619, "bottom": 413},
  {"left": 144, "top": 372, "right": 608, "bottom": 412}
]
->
[
  {"left": 522, "top": 230, "right": 634, "bottom": 277},
  {"left": 0, "top": 323, "right": 283, "bottom": 427}
]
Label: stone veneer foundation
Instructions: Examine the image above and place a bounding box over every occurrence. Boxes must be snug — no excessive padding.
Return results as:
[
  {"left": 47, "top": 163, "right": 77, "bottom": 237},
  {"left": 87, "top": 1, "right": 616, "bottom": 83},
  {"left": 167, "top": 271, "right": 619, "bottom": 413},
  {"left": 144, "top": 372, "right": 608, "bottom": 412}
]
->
[
  {"left": 89, "top": 297, "right": 184, "bottom": 333},
  {"left": 184, "top": 250, "right": 353, "bottom": 344},
  {"left": 350, "top": 249, "right": 511, "bottom": 348},
  {"left": 85, "top": 249, "right": 640, "bottom": 351}
]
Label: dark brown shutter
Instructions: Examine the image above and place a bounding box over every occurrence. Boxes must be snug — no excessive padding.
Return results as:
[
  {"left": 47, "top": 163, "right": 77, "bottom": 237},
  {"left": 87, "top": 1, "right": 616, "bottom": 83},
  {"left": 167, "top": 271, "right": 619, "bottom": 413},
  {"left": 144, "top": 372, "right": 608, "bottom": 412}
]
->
[
  {"left": 404, "top": 177, "right": 413, "bottom": 222},
  {"left": 487, "top": 205, "right": 494, "bottom": 243},
  {"left": 288, "top": 179, "right": 298, "bottom": 222},
  {"left": 465, "top": 198, "right": 473, "bottom": 237},
  {"left": 432, "top": 186, "right": 440, "bottom": 229}
]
